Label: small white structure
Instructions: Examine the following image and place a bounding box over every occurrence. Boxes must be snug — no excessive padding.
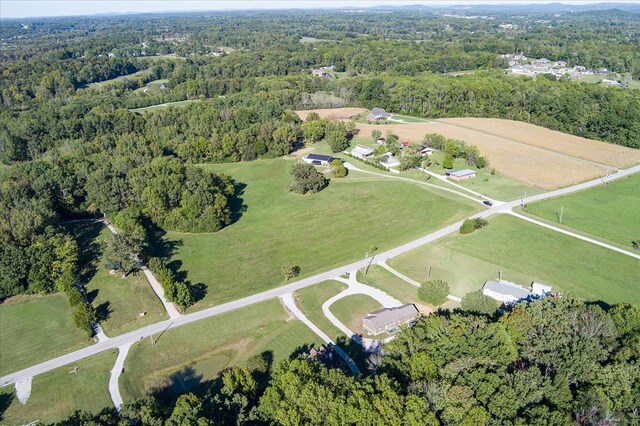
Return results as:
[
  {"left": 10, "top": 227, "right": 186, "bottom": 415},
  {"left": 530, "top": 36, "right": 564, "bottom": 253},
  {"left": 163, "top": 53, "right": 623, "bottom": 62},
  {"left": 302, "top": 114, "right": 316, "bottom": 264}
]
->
[
  {"left": 376, "top": 138, "right": 386, "bottom": 146},
  {"left": 303, "top": 153, "right": 337, "bottom": 166},
  {"left": 368, "top": 108, "right": 392, "bottom": 121},
  {"left": 420, "top": 146, "right": 433, "bottom": 156},
  {"left": 445, "top": 169, "right": 477, "bottom": 180},
  {"left": 483, "top": 280, "right": 531, "bottom": 305},
  {"left": 312, "top": 69, "right": 327, "bottom": 77},
  {"left": 351, "top": 144, "right": 375, "bottom": 159},
  {"left": 531, "top": 282, "right": 553, "bottom": 297}
]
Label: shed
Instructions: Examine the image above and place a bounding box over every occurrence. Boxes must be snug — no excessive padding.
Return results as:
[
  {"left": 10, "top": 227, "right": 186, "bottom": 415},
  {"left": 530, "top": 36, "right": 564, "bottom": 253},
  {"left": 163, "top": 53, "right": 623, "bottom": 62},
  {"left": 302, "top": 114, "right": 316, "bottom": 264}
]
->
[{"left": 351, "top": 144, "right": 375, "bottom": 159}]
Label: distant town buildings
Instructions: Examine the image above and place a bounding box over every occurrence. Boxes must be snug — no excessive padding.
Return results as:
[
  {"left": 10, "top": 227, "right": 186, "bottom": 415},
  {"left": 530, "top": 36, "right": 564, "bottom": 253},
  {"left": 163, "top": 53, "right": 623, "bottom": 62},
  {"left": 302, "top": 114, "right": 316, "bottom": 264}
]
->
[{"left": 503, "top": 53, "right": 618, "bottom": 84}]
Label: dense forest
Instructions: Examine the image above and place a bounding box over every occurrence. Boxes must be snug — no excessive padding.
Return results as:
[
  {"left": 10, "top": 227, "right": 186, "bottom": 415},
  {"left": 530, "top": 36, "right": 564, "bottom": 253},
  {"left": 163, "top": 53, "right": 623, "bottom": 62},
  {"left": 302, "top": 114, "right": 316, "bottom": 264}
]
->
[{"left": 53, "top": 296, "right": 640, "bottom": 425}]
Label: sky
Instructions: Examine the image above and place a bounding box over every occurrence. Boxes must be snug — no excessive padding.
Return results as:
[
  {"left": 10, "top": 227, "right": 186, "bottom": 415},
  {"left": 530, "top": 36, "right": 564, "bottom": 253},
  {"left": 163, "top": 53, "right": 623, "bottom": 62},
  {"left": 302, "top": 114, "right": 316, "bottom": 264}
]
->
[{"left": 1, "top": 0, "right": 636, "bottom": 19}]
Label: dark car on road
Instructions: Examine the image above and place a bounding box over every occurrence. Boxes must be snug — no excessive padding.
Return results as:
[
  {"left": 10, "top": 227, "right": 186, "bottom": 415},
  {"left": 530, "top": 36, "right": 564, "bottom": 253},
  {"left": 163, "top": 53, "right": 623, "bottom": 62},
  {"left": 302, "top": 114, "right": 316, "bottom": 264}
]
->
[{"left": 483, "top": 200, "right": 493, "bottom": 206}]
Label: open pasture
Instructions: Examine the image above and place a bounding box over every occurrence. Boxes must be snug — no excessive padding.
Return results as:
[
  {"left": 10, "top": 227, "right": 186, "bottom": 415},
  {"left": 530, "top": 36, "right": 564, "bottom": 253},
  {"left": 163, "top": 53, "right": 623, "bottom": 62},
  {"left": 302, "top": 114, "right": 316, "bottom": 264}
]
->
[
  {"left": 389, "top": 214, "right": 640, "bottom": 305},
  {"left": 160, "top": 158, "right": 478, "bottom": 310},
  {"left": 296, "top": 108, "right": 366, "bottom": 121}
]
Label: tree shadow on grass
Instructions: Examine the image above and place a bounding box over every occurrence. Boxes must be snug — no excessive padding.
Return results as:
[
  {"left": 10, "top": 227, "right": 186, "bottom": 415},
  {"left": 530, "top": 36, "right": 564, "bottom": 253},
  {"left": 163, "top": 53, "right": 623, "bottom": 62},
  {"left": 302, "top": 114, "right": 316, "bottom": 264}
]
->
[
  {"left": 229, "top": 180, "right": 248, "bottom": 225},
  {"left": 95, "top": 301, "right": 112, "bottom": 323},
  {"left": 65, "top": 220, "right": 103, "bottom": 284},
  {"left": 149, "top": 366, "right": 216, "bottom": 402},
  {"left": 190, "top": 283, "right": 207, "bottom": 304},
  {"left": 142, "top": 217, "right": 183, "bottom": 260},
  {"left": 0, "top": 391, "right": 12, "bottom": 422},
  {"left": 335, "top": 335, "right": 372, "bottom": 376},
  {"left": 288, "top": 343, "right": 316, "bottom": 360}
]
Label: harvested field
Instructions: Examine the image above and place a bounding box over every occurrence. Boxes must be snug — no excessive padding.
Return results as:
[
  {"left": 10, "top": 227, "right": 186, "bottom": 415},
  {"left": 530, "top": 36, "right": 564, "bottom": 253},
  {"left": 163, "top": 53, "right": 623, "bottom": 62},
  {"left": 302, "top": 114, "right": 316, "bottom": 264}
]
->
[
  {"left": 354, "top": 121, "right": 607, "bottom": 189},
  {"left": 437, "top": 118, "right": 640, "bottom": 168},
  {"left": 296, "top": 108, "right": 366, "bottom": 121}
]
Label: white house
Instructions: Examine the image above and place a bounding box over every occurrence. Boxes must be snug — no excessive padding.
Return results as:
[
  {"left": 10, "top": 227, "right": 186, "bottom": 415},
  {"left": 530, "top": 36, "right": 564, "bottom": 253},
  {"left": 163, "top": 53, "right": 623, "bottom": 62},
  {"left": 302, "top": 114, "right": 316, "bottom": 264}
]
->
[
  {"left": 419, "top": 146, "right": 433, "bottom": 156},
  {"left": 368, "top": 108, "right": 392, "bottom": 121},
  {"left": 351, "top": 144, "right": 375, "bottom": 159},
  {"left": 303, "top": 153, "right": 337, "bottom": 166},
  {"left": 531, "top": 282, "right": 553, "bottom": 297},
  {"left": 483, "top": 280, "right": 531, "bottom": 305},
  {"left": 380, "top": 154, "right": 400, "bottom": 168},
  {"left": 445, "top": 169, "right": 477, "bottom": 180}
]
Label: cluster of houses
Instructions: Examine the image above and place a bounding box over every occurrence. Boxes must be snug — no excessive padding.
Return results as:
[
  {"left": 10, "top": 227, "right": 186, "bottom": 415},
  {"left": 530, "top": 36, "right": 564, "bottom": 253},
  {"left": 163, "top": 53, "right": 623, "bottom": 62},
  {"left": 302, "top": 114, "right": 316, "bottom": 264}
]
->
[
  {"left": 482, "top": 279, "right": 553, "bottom": 305},
  {"left": 503, "top": 53, "right": 618, "bottom": 84}
]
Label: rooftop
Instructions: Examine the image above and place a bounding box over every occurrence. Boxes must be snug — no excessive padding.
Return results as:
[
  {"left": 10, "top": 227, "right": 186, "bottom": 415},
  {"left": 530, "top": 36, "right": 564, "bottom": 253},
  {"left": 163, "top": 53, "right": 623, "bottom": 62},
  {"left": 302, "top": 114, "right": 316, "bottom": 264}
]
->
[
  {"left": 446, "top": 169, "right": 476, "bottom": 177},
  {"left": 352, "top": 144, "right": 374, "bottom": 155},
  {"left": 305, "top": 153, "right": 335, "bottom": 162},
  {"left": 364, "top": 304, "right": 419, "bottom": 330},
  {"left": 483, "top": 280, "right": 531, "bottom": 299},
  {"left": 370, "top": 108, "right": 391, "bottom": 118}
]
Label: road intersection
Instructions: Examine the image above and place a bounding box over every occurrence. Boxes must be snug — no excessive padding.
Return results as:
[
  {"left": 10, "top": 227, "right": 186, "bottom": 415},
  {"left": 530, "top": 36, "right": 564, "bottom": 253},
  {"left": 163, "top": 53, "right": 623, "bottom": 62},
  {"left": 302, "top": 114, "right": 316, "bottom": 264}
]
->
[{"left": 2, "top": 163, "right": 639, "bottom": 390}]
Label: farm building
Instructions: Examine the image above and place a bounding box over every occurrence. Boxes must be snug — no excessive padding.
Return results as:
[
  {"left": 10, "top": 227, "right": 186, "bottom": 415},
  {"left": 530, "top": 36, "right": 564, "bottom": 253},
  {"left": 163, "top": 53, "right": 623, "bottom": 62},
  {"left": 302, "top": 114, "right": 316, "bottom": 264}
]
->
[
  {"left": 312, "top": 69, "right": 327, "bottom": 77},
  {"left": 303, "top": 153, "right": 337, "bottom": 166},
  {"left": 380, "top": 154, "right": 400, "bottom": 168},
  {"left": 362, "top": 304, "right": 420, "bottom": 335},
  {"left": 368, "top": 108, "right": 392, "bottom": 121},
  {"left": 483, "top": 280, "right": 553, "bottom": 305},
  {"left": 445, "top": 169, "right": 477, "bottom": 180},
  {"left": 420, "top": 146, "right": 434, "bottom": 156},
  {"left": 482, "top": 280, "right": 531, "bottom": 305},
  {"left": 351, "top": 144, "right": 375, "bottom": 159}
]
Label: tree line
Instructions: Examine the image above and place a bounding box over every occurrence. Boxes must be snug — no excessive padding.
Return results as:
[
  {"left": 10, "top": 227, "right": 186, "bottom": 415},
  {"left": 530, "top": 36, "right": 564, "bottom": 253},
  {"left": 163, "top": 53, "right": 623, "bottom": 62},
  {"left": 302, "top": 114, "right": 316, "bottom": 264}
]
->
[{"left": 51, "top": 296, "right": 640, "bottom": 425}]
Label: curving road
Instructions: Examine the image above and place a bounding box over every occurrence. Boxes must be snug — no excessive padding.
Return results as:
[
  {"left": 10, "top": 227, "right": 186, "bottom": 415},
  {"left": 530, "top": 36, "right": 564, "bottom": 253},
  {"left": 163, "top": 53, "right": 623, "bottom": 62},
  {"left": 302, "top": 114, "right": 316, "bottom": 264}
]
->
[{"left": 2, "top": 163, "right": 639, "bottom": 388}]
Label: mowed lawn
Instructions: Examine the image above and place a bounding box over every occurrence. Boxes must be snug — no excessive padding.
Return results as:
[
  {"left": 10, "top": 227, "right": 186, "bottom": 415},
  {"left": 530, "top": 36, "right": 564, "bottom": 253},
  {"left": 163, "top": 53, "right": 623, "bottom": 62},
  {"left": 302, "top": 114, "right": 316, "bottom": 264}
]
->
[
  {"left": 67, "top": 222, "right": 168, "bottom": 337},
  {"left": 163, "top": 158, "right": 479, "bottom": 310},
  {"left": 120, "top": 299, "right": 321, "bottom": 401},
  {"left": 390, "top": 215, "right": 640, "bottom": 305},
  {"left": 0, "top": 351, "right": 116, "bottom": 424},
  {"left": 526, "top": 174, "right": 640, "bottom": 249},
  {"left": 0, "top": 294, "right": 91, "bottom": 376},
  {"left": 329, "top": 294, "right": 383, "bottom": 336},
  {"left": 294, "top": 281, "right": 348, "bottom": 340}
]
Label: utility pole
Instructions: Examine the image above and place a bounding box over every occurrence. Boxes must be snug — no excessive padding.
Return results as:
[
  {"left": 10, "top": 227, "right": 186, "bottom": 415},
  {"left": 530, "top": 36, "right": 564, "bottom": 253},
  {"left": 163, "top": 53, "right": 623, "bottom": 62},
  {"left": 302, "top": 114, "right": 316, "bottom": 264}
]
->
[
  {"left": 499, "top": 270, "right": 502, "bottom": 282},
  {"left": 427, "top": 265, "right": 432, "bottom": 279},
  {"left": 559, "top": 206, "right": 564, "bottom": 224}
]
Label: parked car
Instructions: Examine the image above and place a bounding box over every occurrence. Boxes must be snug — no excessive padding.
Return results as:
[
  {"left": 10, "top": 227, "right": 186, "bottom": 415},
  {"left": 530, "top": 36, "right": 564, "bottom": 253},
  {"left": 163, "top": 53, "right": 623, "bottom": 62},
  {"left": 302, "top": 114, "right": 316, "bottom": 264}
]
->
[{"left": 483, "top": 200, "right": 493, "bottom": 206}]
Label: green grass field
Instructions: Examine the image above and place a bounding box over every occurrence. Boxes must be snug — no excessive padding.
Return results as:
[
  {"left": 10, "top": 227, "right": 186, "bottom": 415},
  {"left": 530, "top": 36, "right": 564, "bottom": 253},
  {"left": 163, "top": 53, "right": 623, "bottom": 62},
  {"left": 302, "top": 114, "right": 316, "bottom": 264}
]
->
[
  {"left": 389, "top": 114, "right": 432, "bottom": 123},
  {"left": 294, "top": 281, "right": 348, "bottom": 340},
  {"left": 0, "top": 351, "right": 116, "bottom": 424},
  {"left": 83, "top": 68, "right": 151, "bottom": 90},
  {"left": 390, "top": 215, "right": 640, "bottom": 305},
  {"left": 526, "top": 174, "right": 640, "bottom": 249},
  {"left": 160, "top": 157, "right": 478, "bottom": 310},
  {"left": 67, "top": 222, "right": 168, "bottom": 337},
  {"left": 329, "top": 294, "right": 383, "bottom": 336},
  {"left": 357, "top": 266, "right": 420, "bottom": 306},
  {"left": 425, "top": 151, "right": 542, "bottom": 201},
  {"left": 0, "top": 294, "right": 91, "bottom": 376},
  {"left": 129, "top": 99, "right": 201, "bottom": 112},
  {"left": 120, "top": 299, "right": 320, "bottom": 401}
]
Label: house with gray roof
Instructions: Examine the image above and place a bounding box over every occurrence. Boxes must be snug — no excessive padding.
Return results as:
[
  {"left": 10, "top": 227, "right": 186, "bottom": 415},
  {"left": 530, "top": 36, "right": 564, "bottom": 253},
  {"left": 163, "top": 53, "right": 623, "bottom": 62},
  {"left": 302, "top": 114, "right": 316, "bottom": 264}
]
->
[
  {"left": 367, "top": 108, "right": 392, "bottom": 121},
  {"left": 362, "top": 304, "right": 420, "bottom": 336},
  {"left": 483, "top": 280, "right": 553, "bottom": 305},
  {"left": 351, "top": 144, "right": 375, "bottom": 159},
  {"left": 445, "top": 169, "right": 477, "bottom": 180}
]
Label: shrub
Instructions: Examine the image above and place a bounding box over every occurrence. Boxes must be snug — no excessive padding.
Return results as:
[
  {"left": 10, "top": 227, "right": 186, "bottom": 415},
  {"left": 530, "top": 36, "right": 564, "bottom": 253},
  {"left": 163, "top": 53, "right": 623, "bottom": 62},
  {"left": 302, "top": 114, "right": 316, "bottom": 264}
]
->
[
  {"left": 73, "top": 303, "right": 96, "bottom": 337},
  {"left": 443, "top": 154, "right": 454, "bottom": 169},
  {"left": 67, "top": 288, "right": 84, "bottom": 307},
  {"left": 460, "top": 218, "right": 489, "bottom": 234},
  {"left": 461, "top": 290, "right": 499, "bottom": 315},
  {"left": 418, "top": 279, "right": 449, "bottom": 306},
  {"left": 289, "top": 163, "right": 328, "bottom": 194},
  {"left": 330, "top": 159, "right": 347, "bottom": 178}
]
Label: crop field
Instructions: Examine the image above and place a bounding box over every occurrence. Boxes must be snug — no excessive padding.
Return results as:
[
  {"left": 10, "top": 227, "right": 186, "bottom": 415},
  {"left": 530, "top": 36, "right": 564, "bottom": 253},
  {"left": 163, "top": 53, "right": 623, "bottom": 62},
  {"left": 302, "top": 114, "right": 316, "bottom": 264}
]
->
[
  {"left": 389, "top": 215, "right": 640, "bottom": 305},
  {"left": 329, "top": 294, "right": 383, "bottom": 336},
  {"left": 437, "top": 118, "right": 640, "bottom": 168},
  {"left": 354, "top": 121, "right": 609, "bottom": 189},
  {"left": 67, "top": 222, "right": 168, "bottom": 337},
  {"left": 0, "top": 294, "right": 91, "bottom": 376},
  {"left": 120, "top": 299, "right": 320, "bottom": 401},
  {"left": 159, "top": 158, "right": 478, "bottom": 310},
  {"left": 0, "top": 351, "right": 116, "bottom": 424},
  {"left": 526, "top": 174, "right": 640, "bottom": 249}
]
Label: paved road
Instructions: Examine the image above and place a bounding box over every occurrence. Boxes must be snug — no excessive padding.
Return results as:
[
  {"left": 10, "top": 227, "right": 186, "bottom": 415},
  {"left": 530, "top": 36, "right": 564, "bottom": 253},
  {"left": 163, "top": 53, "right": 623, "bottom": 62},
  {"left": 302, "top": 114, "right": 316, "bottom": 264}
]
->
[
  {"left": 279, "top": 293, "right": 359, "bottom": 376},
  {"left": 3, "top": 163, "right": 638, "bottom": 387}
]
